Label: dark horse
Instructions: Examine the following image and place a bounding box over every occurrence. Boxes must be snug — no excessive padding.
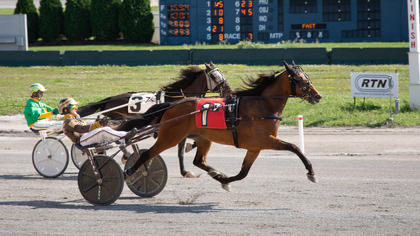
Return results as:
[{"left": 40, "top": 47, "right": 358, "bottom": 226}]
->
[
  {"left": 118, "top": 61, "right": 322, "bottom": 191},
  {"left": 77, "top": 62, "right": 233, "bottom": 119},
  {"left": 77, "top": 62, "right": 233, "bottom": 177}
]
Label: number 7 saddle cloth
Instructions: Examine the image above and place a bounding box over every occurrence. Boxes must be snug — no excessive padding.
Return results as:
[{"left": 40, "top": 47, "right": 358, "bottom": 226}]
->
[{"left": 195, "top": 98, "right": 238, "bottom": 129}]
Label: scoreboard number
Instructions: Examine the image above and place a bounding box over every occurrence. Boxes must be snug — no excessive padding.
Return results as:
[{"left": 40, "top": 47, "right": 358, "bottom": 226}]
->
[{"left": 168, "top": 4, "right": 190, "bottom": 36}]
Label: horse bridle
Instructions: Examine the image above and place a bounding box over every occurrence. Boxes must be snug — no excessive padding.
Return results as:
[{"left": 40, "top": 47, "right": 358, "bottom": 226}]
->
[
  {"left": 287, "top": 66, "right": 315, "bottom": 101},
  {"left": 206, "top": 67, "right": 227, "bottom": 94}
]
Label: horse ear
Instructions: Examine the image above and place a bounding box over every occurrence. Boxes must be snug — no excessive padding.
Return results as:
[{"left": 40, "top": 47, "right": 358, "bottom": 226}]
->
[
  {"left": 292, "top": 60, "right": 296, "bottom": 66},
  {"left": 210, "top": 61, "right": 215, "bottom": 67},
  {"left": 283, "top": 61, "right": 293, "bottom": 74},
  {"left": 204, "top": 61, "right": 210, "bottom": 69}
]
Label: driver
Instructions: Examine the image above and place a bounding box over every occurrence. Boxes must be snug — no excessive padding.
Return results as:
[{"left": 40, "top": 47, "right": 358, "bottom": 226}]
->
[
  {"left": 24, "top": 83, "right": 62, "bottom": 133},
  {"left": 58, "top": 97, "right": 137, "bottom": 146}
]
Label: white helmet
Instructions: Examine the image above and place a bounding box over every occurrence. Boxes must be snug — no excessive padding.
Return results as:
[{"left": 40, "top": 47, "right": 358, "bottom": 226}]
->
[
  {"left": 58, "top": 97, "right": 79, "bottom": 114},
  {"left": 29, "top": 83, "right": 47, "bottom": 96}
]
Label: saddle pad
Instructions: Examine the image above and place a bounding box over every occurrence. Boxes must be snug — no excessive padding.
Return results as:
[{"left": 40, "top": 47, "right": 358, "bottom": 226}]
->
[
  {"left": 128, "top": 92, "right": 165, "bottom": 114},
  {"left": 195, "top": 98, "right": 227, "bottom": 129}
]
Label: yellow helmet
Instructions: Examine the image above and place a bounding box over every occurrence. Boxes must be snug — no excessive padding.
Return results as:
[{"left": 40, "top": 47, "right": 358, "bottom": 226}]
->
[
  {"left": 29, "top": 83, "right": 47, "bottom": 96},
  {"left": 58, "top": 97, "right": 79, "bottom": 114}
]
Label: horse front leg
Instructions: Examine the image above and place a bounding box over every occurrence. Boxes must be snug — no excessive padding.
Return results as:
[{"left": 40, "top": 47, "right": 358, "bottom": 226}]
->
[
  {"left": 282, "top": 142, "right": 316, "bottom": 182},
  {"left": 264, "top": 136, "right": 317, "bottom": 183},
  {"left": 177, "top": 138, "right": 197, "bottom": 178},
  {"left": 191, "top": 138, "right": 232, "bottom": 187}
]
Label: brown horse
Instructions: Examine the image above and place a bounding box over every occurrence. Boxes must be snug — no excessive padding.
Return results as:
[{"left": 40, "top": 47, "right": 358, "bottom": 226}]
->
[
  {"left": 77, "top": 62, "right": 233, "bottom": 177},
  {"left": 119, "top": 61, "right": 322, "bottom": 191}
]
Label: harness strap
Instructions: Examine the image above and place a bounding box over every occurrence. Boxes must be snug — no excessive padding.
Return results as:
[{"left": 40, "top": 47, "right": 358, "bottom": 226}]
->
[
  {"left": 290, "top": 78, "right": 297, "bottom": 96},
  {"left": 238, "top": 115, "right": 282, "bottom": 121},
  {"left": 231, "top": 125, "right": 239, "bottom": 148}
]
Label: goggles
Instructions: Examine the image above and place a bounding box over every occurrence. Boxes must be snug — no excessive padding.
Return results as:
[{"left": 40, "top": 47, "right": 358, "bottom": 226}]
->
[{"left": 70, "top": 105, "right": 77, "bottom": 110}]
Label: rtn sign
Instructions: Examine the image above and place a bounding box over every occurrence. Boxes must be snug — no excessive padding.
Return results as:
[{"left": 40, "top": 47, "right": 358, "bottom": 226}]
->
[{"left": 350, "top": 73, "right": 398, "bottom": 98}]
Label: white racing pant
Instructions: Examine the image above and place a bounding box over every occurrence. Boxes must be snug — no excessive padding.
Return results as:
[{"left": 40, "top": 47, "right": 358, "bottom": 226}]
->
[
  {"left": 80, "top": 127, "right": 128, "bottom": 146},
  {"left": 31, "top": 119, "right": 63, "bottom": 132}
]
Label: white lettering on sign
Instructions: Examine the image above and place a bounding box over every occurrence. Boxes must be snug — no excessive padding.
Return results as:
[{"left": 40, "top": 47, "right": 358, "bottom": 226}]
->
[
  {"left": 224, "top": 33, "right": 240, "bottom": 39},
  {"left": 259, "top": 25, "right": 266, "bottom": 30},
  {"left": 259, "top": 7, "right": 269, "bottom": 13},
  {"left": 259, "top": 16, "right": 267, "bottom": 22},
  {"left": 259, "top": 0, "right": 269, "bottom": 4},
  {"left": 318, "top": 31, "right": 323, "bottom": 38},
  {"left": 350, "top": 73, "right": 398, "bottom": 98},
  {"left": 270, "top": 33, "right": 283, "bottom": 39}
]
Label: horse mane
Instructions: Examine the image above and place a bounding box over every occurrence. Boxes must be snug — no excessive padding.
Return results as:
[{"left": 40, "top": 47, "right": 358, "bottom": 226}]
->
[
  {"left": 234, "top": 69, "right": 286, "bottom": 97},
  {"left": 161, "top": 66, "right": 204, "bottom": 92}
]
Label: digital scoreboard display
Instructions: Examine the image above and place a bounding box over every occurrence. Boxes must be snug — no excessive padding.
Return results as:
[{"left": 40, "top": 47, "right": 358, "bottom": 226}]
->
[
  {"left": 167, "top": 4, "right": 190, "bottom": 36},
  {"left": 159, "top": 0, "right": 408, "bottom": 45}
]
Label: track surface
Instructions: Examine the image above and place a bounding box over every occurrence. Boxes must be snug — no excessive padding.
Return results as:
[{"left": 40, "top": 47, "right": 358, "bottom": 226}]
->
[{"left": 0, "top": 115, "right": 419, "bottom": 235}]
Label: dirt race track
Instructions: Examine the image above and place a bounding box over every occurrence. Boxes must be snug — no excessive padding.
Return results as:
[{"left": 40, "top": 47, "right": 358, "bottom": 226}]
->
[{"left": 0, "top": 115, "right": 419, "bottom": 235}]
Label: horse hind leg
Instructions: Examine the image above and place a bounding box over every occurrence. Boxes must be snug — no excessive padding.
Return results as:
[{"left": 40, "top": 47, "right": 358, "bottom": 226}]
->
[
  {"left": 193, "top": 138, "right": 261, "bottom": 192},
  {"left": 211, "top": 150, "right": 261, "bottom": 192},
  {"left": 177, "top": 138, "right": 197, "bottom": 178},
  {"left": 191, "top": 137, "right": 230, "bottom": 190}
]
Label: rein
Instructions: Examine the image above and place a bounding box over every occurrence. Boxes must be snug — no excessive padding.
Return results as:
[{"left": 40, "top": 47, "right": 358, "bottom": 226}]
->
[{"left": 130, "top": 103, "right": 217, "bottom": 143}]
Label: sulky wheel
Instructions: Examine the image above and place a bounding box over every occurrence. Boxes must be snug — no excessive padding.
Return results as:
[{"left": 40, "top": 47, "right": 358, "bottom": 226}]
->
[
  {"left": 124, "top": 149, "right": 168, "bottom": 198},
  {"left": 78, "top": 155, "right": 124, "bottom": 206},
  {"left": 70, "top": 144, "right": 87, "bottom": 169},
  {"left": 32, "top": 137, "right": 69, "bottom": 178},
  {"left": 71, "top": 144, "right": 106, "bottom": 169}
]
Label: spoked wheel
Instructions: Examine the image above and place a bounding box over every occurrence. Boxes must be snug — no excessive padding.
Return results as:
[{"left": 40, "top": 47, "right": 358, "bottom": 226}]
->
[
  {"left": 32, "top": 137, "right": 69, "bottom": 178},
  {"left": 71, "top": 144, "right": 106, "bottom": 169},
  {"left": 124, "top": 149, "right": 168, "bottom": 197},
  {"left": 78, "top": 155, "right": 124, "bottom": 206},
  {"left": 71, "top": 144, "right": 87, "bottom": 169}
]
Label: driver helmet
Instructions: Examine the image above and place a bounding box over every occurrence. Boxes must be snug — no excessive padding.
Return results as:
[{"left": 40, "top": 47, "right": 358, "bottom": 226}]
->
[
  {"left": 58, "top": 97, "right": 79, "bottom": 115},
  {"left": 29, "top": 83, "right": 47, "bottom": 96}
]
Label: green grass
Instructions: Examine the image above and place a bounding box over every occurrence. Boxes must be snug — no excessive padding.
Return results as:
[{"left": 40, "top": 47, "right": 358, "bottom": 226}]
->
[
  {"left": 0, "top": 7, "right": 415, "bottom": 127},
  {"left": 1, "top": 64, "right": 418, "bottom": 127},
  {"left": 0, "top": 9, "right": 14, "bottom": 15}
]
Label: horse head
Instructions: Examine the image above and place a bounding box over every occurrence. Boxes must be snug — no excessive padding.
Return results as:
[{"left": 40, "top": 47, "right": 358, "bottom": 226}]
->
[
  {"left": 283, "top": 61, "right": 322, "bottom": 105},
  {"left": 204, "top": 61, "right": 230, "bottom": 95}
]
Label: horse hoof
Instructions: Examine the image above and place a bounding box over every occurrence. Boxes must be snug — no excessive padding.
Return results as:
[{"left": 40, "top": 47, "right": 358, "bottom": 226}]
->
[
  {"left": 307, "top": 173, "right": 317, "bottom": 183},
  {"left": 222, "top": 184, "right": 231, "bottom": 192},
  {"left": 184, "top": 171, "right": 196, "bottom": 178}
]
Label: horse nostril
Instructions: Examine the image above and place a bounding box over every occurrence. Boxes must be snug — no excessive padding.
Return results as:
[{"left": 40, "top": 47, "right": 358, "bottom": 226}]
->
[{"left": 316, "top": 94, "right": 322, "bottom": 99}]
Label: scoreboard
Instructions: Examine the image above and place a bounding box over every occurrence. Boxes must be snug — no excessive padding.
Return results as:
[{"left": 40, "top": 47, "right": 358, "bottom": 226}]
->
[{"left": 159, "top": 0, "right": 408, "bottom": 45}]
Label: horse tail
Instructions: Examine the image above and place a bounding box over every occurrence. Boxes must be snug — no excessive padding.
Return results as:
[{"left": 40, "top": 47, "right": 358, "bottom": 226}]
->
[
  {"left": 77, "top": 93, "right": 133, "bottom": 117},
  {"left": 115, "top": 102, "right": 171, "bottom": 131},
  {"left": 77, "top": 97, "right": 115, "bottom": 117}
]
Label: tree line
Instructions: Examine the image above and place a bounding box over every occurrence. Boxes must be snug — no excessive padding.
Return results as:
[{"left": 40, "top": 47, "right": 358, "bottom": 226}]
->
[{"left": 14, "top": 0, "right": 154, "bottom": 43}]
